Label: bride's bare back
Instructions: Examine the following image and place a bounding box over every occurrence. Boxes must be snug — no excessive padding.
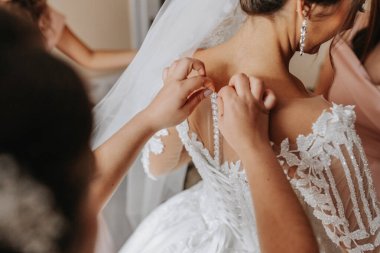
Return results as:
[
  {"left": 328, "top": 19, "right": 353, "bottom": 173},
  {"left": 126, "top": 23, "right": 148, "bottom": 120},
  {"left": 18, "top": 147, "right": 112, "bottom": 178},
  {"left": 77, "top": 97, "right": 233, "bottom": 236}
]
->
[{"left": 190, "top": 46, "right": 332, "bottom": 163}]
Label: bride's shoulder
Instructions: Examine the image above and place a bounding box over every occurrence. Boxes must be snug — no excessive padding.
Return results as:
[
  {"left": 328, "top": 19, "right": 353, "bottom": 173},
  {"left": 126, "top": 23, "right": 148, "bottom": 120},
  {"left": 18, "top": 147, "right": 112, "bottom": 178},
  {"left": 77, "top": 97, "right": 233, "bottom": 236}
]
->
[
  {"left": 193, "top": 48, "right": 228, "bottom": 73},
  {"left": 270, "top": 95, "right": 355, "bottom": 145}
]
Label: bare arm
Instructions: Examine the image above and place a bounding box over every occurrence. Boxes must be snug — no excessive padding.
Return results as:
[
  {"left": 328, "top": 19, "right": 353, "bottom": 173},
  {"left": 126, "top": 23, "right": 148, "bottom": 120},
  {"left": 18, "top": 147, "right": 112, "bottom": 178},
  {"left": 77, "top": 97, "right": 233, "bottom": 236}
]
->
[
  {"left": 56, "top": 26, "right": 136, "bottom": 70},
  {"left": 90, "top": 111, "right": 155, "bottom": 212},
  {"left": 241, "top": 145, "right": 318, "bottom": 253},
  {"left": 218, "top": 74, "right": 318, "bottom": 253},
  {"left": 364, "top": 43, "right": 380, "bottom": 86},
  {"left": 144, "top": 126, "right": 191, "bottom": 178},
  {"left": 314, "top": 52, "right": 334, "bottom": 98},
  {"left": 88, "top": 58, "right": 214, "bottom": 212}
]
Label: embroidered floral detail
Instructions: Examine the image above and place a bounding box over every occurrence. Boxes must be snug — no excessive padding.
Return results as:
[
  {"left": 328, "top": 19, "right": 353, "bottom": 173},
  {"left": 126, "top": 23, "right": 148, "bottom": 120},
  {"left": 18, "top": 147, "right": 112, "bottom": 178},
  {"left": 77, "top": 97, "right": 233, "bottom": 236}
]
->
[
  {"left": 141, "top": 129, "right": 169, "bottom": 180},
  {"left": 278, "top": 104, "right": 380, "bottom": 252},
  {"left": 146, "top": 98, "right": 379, "bottom": 253}
]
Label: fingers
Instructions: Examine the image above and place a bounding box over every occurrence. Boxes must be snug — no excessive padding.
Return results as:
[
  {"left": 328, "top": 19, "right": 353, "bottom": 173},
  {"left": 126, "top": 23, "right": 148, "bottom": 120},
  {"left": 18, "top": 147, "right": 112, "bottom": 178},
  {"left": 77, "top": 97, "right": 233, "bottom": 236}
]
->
[
  {"left": 167, "top": 58, "right": 206, "bottom": 81},
  {"left": 182, "top": 76, "right": 215, "bottom": 97},
  {"left": 218, "top": 85, "right": 236, "bottom": 101},
  {"left": 217, "top": 96, "right": 224, "bottom": 119},
  {"left": 248, "top": 76, "right": 265, "bottom": 101},
  {"left": 263, "top": 89, "right": 276, "bottom": 110},
  {"left": 183, "top": 88, "right": 211, "bottom": 114},
  {"left": 225, "top": 74, "right": 276, "bottom": 112},
  {"left": 228, "top": 73, "right": 251, "bottom": 98}
]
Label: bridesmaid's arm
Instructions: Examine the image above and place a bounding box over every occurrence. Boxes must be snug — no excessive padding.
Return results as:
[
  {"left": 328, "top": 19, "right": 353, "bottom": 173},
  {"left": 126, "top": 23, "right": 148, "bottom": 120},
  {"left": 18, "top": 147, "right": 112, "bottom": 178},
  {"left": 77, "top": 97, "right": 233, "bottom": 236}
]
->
[
  {"left": 56, "top": 26, "right": 136, "bottom": 70},
  {"left": 240, "top": 145, "right": 318, "bottom": 253},
  {"left": 89, "top": 58, "right": 214, "bottom": 212},
  {"left": 218, "top": 74, "right": 318, "bottom": 253}
]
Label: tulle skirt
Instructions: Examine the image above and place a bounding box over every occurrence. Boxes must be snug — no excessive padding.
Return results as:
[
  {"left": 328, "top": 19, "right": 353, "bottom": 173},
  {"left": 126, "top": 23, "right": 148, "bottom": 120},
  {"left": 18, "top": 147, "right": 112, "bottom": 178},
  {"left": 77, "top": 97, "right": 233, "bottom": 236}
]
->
[{"left": 119, "top": 182, "right": 259, "bottom": 253}]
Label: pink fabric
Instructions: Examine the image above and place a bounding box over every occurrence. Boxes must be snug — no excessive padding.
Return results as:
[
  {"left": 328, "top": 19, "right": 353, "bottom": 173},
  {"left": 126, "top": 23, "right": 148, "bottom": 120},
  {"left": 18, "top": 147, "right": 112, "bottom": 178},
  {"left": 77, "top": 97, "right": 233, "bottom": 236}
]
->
[
  {"left": 328, "top": 40, "right": 380, "bottom": 197},
  {"left": 40, "top": 7, "right": 66, "bottom": 50}
]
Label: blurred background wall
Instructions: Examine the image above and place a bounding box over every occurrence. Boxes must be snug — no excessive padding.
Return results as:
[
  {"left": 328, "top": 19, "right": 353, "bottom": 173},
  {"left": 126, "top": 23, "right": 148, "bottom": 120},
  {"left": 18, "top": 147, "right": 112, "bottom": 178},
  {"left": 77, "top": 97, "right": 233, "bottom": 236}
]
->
[
  {"left": 49, "top": 0, "right": 132, "bottom": 49},
  {"left": 48, "top": 0, "right": 134, "bottom": 103}
]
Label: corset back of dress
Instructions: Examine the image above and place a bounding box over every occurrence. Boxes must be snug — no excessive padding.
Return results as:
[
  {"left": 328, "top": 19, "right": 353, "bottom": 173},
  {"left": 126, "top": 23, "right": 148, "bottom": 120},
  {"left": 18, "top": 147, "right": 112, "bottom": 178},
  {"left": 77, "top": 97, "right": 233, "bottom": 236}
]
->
[
  {"left": 177, "top": 93, "right": 259, "bottom": 249},
  {"left": 178, "top": 95, "right": 380, "bottom": 252}
]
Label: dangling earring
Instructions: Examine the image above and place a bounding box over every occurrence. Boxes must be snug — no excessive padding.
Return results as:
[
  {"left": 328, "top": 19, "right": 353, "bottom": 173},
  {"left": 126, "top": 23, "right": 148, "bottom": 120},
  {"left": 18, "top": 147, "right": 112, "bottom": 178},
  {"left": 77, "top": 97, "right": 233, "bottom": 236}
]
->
[{"left": 299, "top": 18, "right": 308, "bottom": 56}]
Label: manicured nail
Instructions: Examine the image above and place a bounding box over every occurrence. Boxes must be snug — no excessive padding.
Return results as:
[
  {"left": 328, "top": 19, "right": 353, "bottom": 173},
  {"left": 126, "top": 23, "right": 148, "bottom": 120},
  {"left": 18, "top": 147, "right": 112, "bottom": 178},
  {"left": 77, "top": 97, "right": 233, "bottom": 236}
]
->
[{"left": 204, "top": 89, "right": 213, "bottom": 97}]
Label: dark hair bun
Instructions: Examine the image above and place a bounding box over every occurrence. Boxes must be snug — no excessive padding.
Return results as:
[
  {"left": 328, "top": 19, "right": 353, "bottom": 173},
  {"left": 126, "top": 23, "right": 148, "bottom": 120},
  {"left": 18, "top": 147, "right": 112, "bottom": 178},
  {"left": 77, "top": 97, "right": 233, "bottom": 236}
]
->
[{"left": 240, "top": 0, "right": 285, "bottom": 14}]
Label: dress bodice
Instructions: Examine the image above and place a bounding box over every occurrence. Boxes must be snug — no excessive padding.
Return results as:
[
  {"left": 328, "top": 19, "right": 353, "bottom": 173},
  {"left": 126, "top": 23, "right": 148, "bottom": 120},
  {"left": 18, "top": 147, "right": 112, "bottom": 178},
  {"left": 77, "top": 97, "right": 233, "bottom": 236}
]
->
[
  {"left": 174, "top": 93, "right": 380, "bottom": 253},
  {"left": 176, "top": 94, "right": 256, "bottom": 247},
  {"left": 142, "top": 89, "right": 380, "bottom": 252}
]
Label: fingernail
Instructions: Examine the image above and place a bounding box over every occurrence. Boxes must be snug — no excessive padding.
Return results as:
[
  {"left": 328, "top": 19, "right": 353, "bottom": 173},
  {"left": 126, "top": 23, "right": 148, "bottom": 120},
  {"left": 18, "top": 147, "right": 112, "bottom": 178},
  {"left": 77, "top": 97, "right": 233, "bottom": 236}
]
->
[
  {"left": 205, "top": 81, "right": 216, "bottom": 92},
  {"left": 203, "top": 89, "right": 213, "bottom": 97}
]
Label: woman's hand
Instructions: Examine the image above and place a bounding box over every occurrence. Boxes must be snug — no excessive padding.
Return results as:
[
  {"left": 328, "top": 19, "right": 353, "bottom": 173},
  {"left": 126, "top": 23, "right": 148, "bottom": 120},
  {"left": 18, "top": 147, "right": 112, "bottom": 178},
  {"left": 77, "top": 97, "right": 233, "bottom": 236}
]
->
[
  {"left": 142, "top": 57, "right": 215, "bottom": 132},
  {"left": 218, "top": 75, "right": 319, "bottom": 253},
  {"left": 217, "top": 73, "right": 276, "bottom": 154}
]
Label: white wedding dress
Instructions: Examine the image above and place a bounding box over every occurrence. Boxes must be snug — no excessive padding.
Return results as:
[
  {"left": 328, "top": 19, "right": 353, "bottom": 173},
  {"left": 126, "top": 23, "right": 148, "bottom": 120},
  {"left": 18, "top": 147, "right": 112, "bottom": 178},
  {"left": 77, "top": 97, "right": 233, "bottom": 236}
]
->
[
  {"left": 120, "top": 93, "right": 380, "bottom": 253},
  {"left": 90, "top": 0, "right": 380, "bottom": 252}
]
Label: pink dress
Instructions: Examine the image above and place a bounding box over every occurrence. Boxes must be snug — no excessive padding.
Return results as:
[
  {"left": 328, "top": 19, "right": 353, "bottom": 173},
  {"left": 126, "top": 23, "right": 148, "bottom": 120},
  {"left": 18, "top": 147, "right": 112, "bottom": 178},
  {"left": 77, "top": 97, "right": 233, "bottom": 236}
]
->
[
  {"left": 328, "top": 39, "right": 380, "bottom": 197},
  {"left": 39, "top": 7, "right": 66, "bottom": 50}
]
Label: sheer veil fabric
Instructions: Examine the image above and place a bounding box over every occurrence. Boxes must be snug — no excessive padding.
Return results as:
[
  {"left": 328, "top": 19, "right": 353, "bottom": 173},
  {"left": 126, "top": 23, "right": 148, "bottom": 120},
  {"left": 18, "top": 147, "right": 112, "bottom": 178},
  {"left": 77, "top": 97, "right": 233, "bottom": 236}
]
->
[{"left": 92, "top": 0, "right": 246, "bottom": 237}]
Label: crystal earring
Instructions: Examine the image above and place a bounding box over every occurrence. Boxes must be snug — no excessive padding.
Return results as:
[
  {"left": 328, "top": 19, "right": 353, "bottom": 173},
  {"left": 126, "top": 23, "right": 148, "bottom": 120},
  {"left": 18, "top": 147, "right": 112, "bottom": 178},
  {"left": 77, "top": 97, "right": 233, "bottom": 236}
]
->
[{"left": 299, "top": 18, "right": 308, "bottom": 56}]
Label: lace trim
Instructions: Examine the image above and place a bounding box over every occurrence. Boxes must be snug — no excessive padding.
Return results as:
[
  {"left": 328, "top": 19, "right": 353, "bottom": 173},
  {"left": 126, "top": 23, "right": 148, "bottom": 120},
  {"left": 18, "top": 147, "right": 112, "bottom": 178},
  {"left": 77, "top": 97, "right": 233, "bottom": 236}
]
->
[
  {"left": 277, "top": 104, "right": 380, "bottom": 252},
  {"left": 176, "top": 119, "right": 249, "bottom": 240},
  {"left": 179, "top": 101, "right": 380, "bottom": 252},
  {"left": 141, "top": 129, "right": 169, "bottom": 180},
  {"left": 175, "top": 93, "right": 253, "bottom": 194},
  {"left": 176, "top": 94, "right": 253, "bottom": 243}
]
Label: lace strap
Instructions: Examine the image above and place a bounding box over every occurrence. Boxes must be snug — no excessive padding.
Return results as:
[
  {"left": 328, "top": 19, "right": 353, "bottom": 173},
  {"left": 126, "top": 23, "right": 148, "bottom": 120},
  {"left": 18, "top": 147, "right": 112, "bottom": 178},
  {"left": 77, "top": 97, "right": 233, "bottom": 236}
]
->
[{"left": 211, "top": 93, "right": 221, "bottom": 166}]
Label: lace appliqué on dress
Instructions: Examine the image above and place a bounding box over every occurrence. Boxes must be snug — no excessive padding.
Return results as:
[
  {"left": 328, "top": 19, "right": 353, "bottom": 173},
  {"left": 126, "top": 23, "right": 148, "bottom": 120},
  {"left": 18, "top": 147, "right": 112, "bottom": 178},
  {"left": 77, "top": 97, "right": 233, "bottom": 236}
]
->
[
  {"left": 176, "top": 93, "right": 255, "bottom": 244},
  {"left": 141, "top": 129, "right": 169, "bottom": 180},
  {"left": 277, "top": 104, "right": 380, "bottom": 253}
]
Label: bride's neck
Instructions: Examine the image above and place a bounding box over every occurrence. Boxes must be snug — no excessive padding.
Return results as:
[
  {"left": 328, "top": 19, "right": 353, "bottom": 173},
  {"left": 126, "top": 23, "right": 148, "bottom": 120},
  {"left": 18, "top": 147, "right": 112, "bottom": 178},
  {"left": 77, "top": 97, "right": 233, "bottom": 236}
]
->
[{"left": 221, "top": 15, "right": 298, "bottom": 78}]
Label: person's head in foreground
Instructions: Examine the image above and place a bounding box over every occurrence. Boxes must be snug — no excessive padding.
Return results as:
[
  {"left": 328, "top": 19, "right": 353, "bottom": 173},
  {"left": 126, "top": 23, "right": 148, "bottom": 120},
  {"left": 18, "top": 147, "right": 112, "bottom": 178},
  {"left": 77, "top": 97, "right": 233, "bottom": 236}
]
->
[{"left": 0, "top": 8, "right": 97, "bottom": 253}]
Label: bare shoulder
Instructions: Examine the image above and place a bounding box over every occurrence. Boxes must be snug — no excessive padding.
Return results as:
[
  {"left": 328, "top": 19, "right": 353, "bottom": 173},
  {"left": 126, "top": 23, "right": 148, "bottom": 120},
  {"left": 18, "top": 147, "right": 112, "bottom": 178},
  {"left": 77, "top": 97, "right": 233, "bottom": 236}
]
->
[
  {"left": 365, "top": 44, "right": 380, "bottom": 85},
  {"left": 269, "top": 95, "right": 332, "bottom": 145},
  {"left": 193, "top": 48, "right": 231, "bottom": 88}
]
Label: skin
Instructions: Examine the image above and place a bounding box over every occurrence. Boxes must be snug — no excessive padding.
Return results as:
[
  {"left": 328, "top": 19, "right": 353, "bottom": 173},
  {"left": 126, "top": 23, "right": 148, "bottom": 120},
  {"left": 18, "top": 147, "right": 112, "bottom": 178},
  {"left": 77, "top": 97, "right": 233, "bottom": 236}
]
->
[
  {"left": 1, "top": 0, "right": 362, "bottom": 251},
  {"left": 0, "top": 0, "right": 137, "bottom": 70},
  {"left": 92, "top": 58, "right": 214, "bottom": 212},
  {"left": 71, "top": 58, "right": 215, "bottom": 253},
  {"left": 217, "top": 74, "right": 318, "bottom": 253},
  {"left": 83, "top": 58, "right": 318, "bottom": 253},
  {"left": 150, "top": 0, "right": 359, "bottom": 171},
  {"left": 149, "top": 0, "right": 364, "bottom": 251},
  {"left": 187, "top": 0, "right": 359, "bottom": 148},
  {"left": 56, "top": 26, "right": 137, "bottom": 70}
]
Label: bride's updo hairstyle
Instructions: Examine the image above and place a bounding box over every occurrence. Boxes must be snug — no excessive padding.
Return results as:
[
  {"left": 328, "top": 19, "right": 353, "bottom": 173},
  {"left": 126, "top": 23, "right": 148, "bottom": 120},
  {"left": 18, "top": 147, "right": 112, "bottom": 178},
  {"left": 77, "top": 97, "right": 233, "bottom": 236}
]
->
[
  {"left": 239, "top": 0, "right": 344, "bottom": 15},
  {"left": 240, "top": 0, "right": 376, "bottom": 55},
  {"left": 240, "top": 0, "right": 285, "bottom": 14}
]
